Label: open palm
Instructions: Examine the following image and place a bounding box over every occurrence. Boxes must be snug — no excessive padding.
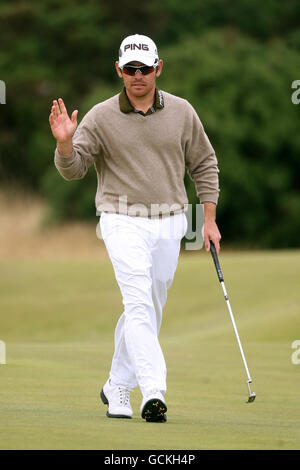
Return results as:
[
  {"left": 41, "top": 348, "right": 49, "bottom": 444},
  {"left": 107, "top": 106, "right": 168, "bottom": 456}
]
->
[{"left": 49, "top": 98, "right": 78, "bottom": 143}]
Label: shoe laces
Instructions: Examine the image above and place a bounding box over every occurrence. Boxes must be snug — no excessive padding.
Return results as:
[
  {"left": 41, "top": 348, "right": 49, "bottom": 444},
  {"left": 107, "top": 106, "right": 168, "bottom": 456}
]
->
[{"left": 118, "top": 386, "right": 130, "bottom": 406}]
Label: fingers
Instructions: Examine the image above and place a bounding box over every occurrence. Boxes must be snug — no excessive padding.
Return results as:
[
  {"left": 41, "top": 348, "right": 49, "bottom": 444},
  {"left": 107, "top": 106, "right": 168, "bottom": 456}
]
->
[
  {"left": 203, "top": 232, "right": 210, "bottom": 252},
  {"left": 49, "top": 101, "right": 58, "bottom": 123},
  {"left": 49, "top": 104, "right": 56, "bottom": 125},
  {"left": 53, "top": 100, "right": 59, "bottom": 116},
  {"left": 211, "top": 237, "right": 221, "bottom": 254},
  {"left": 203, "top": 225, "right": 221, "bottom": 254},
  {"left": 50, "top": 98, "right": 66, "bottom": 118},
  {"left": 205, "top": 235, "right": 221, "bottom": 254},
  {"left": 203, "top": 229, "right": 211, "bottom": 252},
  {"left": 50, "top": 99, "right": 78, "bottom": 123},
  {"left": 49, "top": 112, "right": 54, "bottom": 125},
  {"left": 58, "top": 98, "right": 67, "bottom": 115}
]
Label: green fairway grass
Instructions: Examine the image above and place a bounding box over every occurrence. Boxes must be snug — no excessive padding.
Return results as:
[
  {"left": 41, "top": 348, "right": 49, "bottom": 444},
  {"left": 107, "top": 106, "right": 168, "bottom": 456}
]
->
[{"left": 0, "top": 250, "right": 300, "bottom": 449}]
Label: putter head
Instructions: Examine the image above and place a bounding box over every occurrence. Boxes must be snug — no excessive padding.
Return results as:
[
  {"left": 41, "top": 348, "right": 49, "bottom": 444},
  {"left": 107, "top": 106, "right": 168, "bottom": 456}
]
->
[
  {"left": 246, "top": 379, "right": 256, "bottom": 403},
  {"left": 246, "top": 393, "right": 256, "bottom": 403}
]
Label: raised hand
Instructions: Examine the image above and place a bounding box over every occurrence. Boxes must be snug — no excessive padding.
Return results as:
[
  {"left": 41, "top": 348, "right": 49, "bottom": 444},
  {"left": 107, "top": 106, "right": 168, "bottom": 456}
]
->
[{"left": 49, "top": 98, "right": 78, "bottom": 144}]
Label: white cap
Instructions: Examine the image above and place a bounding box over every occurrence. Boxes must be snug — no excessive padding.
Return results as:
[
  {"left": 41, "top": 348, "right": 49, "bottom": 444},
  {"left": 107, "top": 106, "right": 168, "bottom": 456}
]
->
[{"left": 118, "top": 34, "right": 159, "bottom": 68}]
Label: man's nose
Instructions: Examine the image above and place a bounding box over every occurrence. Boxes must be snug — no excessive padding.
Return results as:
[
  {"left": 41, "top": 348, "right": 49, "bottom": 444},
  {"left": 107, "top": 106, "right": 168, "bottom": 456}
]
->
[{"left": 134, "top": 70, "right": 143, "bottom": 78}]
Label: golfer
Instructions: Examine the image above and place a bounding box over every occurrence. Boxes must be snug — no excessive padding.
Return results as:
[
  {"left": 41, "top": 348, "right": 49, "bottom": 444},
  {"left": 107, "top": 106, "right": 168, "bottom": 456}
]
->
[{"left": 49, "top": 34, "right": 221, "bottom": 422}]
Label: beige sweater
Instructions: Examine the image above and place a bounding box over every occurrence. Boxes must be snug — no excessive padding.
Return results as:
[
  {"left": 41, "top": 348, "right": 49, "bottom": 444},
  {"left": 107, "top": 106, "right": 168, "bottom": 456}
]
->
[{"left": 54, "top": 90, "right": 219, "bottom": 217}]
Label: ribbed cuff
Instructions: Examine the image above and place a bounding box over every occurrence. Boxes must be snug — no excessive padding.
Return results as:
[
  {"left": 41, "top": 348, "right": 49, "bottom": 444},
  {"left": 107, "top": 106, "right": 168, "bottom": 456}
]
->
[
  {"left": 199, "top": 193, "right": 219, "bottom": 205},
  {"left": 54, "top": 147, "right": 76, "bottom": 167}
]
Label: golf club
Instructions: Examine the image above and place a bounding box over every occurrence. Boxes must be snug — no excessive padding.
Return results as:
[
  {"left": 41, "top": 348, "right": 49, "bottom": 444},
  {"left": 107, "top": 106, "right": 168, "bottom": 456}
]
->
[{"left": 210, "top": 241, "right": 256, "bottom": 403}]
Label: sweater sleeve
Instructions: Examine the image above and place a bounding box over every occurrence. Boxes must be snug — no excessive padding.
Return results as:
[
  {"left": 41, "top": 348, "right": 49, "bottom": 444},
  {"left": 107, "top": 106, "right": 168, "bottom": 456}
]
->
[
  {"left": 184, "top": 103, "right": 220, "bottom": 205},
  {"left": 54, "top": 106, "right": 102, "bottom": 181}
]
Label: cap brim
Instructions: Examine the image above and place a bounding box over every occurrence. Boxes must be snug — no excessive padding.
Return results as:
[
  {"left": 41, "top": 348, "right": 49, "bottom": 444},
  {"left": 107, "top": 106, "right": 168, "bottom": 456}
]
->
[{"left": 119, "top": 52, "right": 157, "bottom": 68}]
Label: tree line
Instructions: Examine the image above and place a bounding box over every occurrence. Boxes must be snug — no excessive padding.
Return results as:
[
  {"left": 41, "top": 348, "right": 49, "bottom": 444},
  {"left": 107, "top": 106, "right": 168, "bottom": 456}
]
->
[{"left": 1, "top": 0, "right": 300, "bottom": 248}]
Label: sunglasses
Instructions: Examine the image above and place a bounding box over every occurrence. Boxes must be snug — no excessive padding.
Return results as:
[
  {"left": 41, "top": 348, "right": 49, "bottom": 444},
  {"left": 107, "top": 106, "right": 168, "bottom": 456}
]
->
[{"left": 122, "top": 64, "right": 157, "bottom": 76}]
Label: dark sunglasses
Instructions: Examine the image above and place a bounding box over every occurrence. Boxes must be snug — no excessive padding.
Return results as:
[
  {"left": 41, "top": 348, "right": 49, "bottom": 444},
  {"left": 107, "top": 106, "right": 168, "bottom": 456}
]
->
[{"left": 122, "top": 64, "right": 157, "bottom": 76}]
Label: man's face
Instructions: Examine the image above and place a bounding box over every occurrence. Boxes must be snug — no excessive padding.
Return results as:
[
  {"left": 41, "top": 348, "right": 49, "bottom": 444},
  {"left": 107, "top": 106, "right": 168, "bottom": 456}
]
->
[{"left": 115, "top": 60, "right": 163, "bottom": 98}]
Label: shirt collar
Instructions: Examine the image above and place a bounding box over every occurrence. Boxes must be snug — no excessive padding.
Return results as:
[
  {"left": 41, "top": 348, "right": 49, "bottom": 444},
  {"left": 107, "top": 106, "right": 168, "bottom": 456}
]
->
[{"left": 119, "top": 87, "right": 164, "bottom": 115}]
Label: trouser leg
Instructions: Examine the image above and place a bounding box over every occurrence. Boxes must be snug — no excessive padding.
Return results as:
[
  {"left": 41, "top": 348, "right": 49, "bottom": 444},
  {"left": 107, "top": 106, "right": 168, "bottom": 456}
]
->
[{"left": 100, "top": 212, "right": 186, "bottom": 395}]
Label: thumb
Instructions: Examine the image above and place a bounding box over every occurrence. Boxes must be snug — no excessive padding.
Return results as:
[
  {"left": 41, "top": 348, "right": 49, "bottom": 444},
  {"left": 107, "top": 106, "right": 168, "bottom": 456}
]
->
[{"left": 71, "top": 109, "right": 78, "bottom": 124}]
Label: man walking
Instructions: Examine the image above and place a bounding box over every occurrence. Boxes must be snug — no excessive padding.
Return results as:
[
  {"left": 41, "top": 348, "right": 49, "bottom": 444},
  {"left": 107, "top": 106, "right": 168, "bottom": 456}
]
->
[{"left": 49, "top": 34, "right": 221, "bottom": 422}]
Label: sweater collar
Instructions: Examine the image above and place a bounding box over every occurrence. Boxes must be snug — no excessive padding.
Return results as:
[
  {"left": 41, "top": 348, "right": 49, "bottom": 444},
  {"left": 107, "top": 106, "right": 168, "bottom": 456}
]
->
[{"left": 119, "top": 87, "right": 164, "bottom": 115}]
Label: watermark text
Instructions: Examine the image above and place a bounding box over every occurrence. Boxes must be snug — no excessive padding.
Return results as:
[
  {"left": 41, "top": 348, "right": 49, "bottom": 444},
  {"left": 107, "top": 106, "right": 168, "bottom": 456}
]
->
[
  {"left": 291, "top": 340, "right": 300, "bottom": 365},
  {"left": 291, "top": 80, "right": 300, "bottom": 104},
  {"left": 0, "top": 80, "right": 6, "bottom": 104},
  {"left": 96, "top": 198, "right": 204, "bottom": 250},
  {"left": 0, "top": 341, "right": 6, "bottom": 364}
]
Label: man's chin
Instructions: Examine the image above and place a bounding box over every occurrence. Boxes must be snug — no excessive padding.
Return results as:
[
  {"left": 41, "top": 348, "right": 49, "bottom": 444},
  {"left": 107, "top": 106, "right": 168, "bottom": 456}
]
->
[{"left": 131, "top": 84, "right": 147, "bottom": 95}]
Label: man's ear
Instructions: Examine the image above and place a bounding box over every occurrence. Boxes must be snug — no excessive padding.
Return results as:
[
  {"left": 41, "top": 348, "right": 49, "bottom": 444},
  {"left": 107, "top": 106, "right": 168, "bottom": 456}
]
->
[
  {"left": 155, "top": 59, "right": 163, "bottom": 78},
  {"left": 115, "top": 61, "right": 123, "bottom": 78}
]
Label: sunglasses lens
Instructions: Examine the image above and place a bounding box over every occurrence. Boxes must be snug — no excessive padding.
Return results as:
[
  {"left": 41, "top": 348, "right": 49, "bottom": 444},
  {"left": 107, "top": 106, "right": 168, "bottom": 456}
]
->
[
  {"left": 142, "top": 66, "right": 155, "bottom": 75},
  {"left": 122, "top": 67, "right": 136, "bottom": 76},
  {"left": 122, "top": 65, "right": 155, "bottom": 76}
]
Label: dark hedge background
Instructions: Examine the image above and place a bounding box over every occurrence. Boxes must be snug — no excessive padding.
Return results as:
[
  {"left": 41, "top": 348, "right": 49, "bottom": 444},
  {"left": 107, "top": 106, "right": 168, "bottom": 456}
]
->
[{"left": 1, "top": 0, "right": 300, "bottom": 248}]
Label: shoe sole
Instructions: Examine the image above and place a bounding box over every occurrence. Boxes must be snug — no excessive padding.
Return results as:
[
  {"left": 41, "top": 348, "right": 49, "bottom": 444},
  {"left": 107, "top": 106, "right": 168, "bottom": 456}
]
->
[
  {"left": 100, "top": 388, "right": 132, "bottom": 419},
  {"left": 141, "top": 398, "right": 167, "bottom": 422}
]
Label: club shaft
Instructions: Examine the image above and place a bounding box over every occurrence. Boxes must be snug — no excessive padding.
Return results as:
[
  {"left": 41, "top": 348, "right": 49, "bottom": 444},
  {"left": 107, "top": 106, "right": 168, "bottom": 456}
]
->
[
  {"left": 209, "top": 241, "right": 253, "bottom": 383},
  {"left": 220, "top": 280, "right": 252, "bottom": 382}
]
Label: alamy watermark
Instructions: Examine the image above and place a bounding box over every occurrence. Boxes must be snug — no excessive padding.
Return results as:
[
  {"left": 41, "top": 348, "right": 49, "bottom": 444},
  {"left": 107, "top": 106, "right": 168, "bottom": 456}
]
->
[
  {"left": 0, "top": 340, "right": 6, "bottom": 364},
  {"left": 0, "top": 80, "right": 6, "bottom": 104},
  {"left": 291, "top": 80, "right": 300, "bottom": 104},
  {"left": 96, "top": 198, "right": 205, "bottom": 250},
  {"left": 291, "top": 340, "right": 300, "bottom": 365}
]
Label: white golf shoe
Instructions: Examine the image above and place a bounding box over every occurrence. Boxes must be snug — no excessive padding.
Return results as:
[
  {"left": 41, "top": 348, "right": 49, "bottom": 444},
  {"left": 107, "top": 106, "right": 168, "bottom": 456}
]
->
[
  {"left": 100, "top": 379, "right": 133, "bottom": 419},
  {"left": 140, "top": 389, "right": 167, "bottom": 422}
]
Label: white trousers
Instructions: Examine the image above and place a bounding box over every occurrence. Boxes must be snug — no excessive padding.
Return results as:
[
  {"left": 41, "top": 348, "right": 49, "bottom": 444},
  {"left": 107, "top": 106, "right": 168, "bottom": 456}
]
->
[{"left": 100, "top": 211, "right": 187, "bottom": 396}]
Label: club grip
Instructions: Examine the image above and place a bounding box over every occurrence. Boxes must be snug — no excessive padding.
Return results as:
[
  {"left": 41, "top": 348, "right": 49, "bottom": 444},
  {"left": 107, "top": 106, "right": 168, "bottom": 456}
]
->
[{"left": 210, "top": 241, "right": 224, "bottom": 282}]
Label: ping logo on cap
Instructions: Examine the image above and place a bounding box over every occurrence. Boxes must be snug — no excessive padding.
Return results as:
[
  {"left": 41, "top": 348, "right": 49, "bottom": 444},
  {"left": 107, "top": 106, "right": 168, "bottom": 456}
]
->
[
  {"left": 124, "top": 44, "right": 150, "bottom": 52},
  {"left": 118, "top": 35, "right": 158, "bottom": 67}
]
